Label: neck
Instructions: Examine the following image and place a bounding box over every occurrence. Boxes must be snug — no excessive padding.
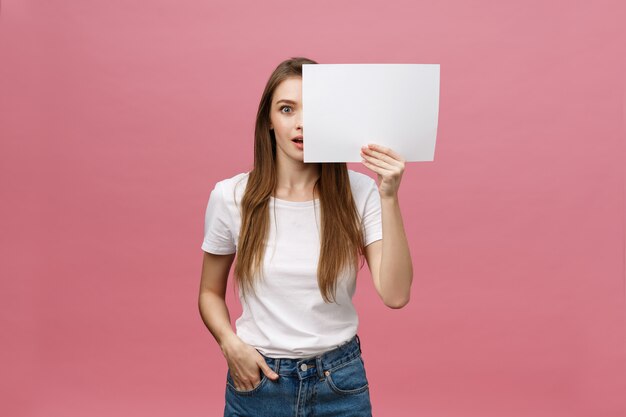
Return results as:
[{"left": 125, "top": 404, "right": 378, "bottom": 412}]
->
[{"left": 274, "top": 158, "right": 321, "bottom": 196}]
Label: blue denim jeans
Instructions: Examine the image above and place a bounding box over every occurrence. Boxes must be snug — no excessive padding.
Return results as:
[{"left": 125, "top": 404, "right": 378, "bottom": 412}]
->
[{"left": 224, "top": 334, "right": 373, "bottom": 417}]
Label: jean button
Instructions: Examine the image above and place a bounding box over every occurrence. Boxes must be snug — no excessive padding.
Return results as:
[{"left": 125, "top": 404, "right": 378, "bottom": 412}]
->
[{"left": 300, "top": 363, "right": 308, "bottom": 371}]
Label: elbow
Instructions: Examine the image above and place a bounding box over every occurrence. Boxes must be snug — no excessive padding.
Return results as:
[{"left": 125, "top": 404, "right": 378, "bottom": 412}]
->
[
  {"left": 383, "top": 295, "right": 410, "bottom": 309},
  {"left": 380, "top": 273, "right": 413, "bottom": 309}
]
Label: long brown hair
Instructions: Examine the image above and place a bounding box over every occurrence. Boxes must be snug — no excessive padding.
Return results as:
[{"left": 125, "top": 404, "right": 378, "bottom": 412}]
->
[{"left": 233, "top": 57, "right": 366, "bottom": 304}]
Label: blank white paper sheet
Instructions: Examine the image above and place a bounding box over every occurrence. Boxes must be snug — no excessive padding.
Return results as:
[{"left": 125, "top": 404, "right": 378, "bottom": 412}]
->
[{"left": 302, "top": 63, "right": 440, "bottom": 162}]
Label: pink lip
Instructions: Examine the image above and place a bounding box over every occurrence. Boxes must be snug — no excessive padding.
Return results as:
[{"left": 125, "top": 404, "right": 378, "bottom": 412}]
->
[{"left": 292, "top": 135, "right": 303, "bottom": 141}]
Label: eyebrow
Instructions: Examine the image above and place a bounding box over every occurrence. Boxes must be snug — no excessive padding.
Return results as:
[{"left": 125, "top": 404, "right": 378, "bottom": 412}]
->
[{"left": 275, "top": 99, "right": 298, "bottom": 105}]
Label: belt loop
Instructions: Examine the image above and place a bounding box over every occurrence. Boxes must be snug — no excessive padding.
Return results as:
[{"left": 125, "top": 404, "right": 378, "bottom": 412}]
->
[
  {"left": 355, "top": 334, "right": 362, "bottom": 353},
  {"left": 316, "top": 356, "right": 324, "bottom": 379},
  {"left": 274, "top": 358, "right": 281, "bottom": 374}
]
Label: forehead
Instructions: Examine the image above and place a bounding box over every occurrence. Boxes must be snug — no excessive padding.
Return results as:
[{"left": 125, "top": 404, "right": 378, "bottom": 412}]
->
[{"left": 273, "top": 77, "right": 302, "bottom": 104}]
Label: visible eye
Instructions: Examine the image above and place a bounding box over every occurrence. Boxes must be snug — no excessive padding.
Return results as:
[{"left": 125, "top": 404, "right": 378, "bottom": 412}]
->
[{"left": 280, "top": 105, "right": 292, "bottom": 113}]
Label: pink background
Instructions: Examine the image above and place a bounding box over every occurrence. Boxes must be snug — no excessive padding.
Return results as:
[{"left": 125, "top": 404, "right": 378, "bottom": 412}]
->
[{"left": 1, "top": 1, "right": 625, "bottom": 416}]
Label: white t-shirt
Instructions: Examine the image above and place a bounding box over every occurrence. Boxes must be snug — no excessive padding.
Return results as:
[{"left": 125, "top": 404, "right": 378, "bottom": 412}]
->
[{"left": 201, "top": 169, "right": 382, "bottom": 358}]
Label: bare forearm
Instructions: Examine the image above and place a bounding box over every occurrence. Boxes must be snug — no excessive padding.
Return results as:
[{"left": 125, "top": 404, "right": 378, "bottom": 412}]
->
[
  {"left": 198, "top": 292, "right": 240, "bottom": 354},
  {"left": 380, "top": 196, "right": 413, "bottom": 307}
]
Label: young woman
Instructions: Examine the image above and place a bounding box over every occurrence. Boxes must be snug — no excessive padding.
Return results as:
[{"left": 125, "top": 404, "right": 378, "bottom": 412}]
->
[{"left": 199, "top": 57, "right": 413, "bottom": 417}]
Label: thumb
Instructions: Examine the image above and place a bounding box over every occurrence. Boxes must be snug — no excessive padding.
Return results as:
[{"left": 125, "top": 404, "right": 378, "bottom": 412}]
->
[{"left": 259, "top": 361, "right": 279, "bottom": 380}]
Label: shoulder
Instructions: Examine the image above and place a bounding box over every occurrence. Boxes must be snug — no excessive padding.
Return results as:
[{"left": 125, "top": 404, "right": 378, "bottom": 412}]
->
[
  {"left": 212, "top": 171, "right": 250, "bottom": 210},
  {"left": 347, "top": 169, "right": 377, "bottom": 195},
  {"left": 215, "top": 171, "right": 250, "bottom": 194}
]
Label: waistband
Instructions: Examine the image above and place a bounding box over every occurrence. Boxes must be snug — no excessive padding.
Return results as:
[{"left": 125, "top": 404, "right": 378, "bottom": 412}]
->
[{"left": 255, "top": 334, "right": 362, "bottom": 381}]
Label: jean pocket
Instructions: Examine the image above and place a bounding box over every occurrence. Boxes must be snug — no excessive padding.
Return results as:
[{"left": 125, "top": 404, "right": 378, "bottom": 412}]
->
[
  {"left": 325, "top": 355, "right": 369, "bottom": 395},
  {"left": 226, "top": 368, "right": 268, "bottom": 396}
]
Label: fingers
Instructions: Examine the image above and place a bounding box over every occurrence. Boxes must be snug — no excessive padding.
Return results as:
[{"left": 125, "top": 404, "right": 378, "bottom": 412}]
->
[
  {"left": 231, "top": 361, "right": 279, "bottom": 391},
  {"left": 366, "top": 143, "right": 405, "bottom": 163},
  {"left": 259, "top": 360, "right": 280, "bottom": 380},
  {"left": 232, "top": 368, "right": 261, "bottom": 391},
  {"left": 362, "top": 154, "right": 395, "bottom": 171},
  {"left": 361, "top": 145, "right": 404, "bottom": 168}
]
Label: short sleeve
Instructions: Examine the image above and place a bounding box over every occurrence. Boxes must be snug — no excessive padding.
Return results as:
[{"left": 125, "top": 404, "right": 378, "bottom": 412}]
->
[
  {"left": 362, "top": 178, "right": 382, "bottom": 246},
  {"left": 201, "top": 181, "right": 237, "bottom": 255}
]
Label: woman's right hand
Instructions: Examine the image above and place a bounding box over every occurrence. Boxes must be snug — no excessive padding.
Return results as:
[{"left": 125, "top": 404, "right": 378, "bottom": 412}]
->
[{"left": 221, "top": 334, "right": 279, "bottom": 391}]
